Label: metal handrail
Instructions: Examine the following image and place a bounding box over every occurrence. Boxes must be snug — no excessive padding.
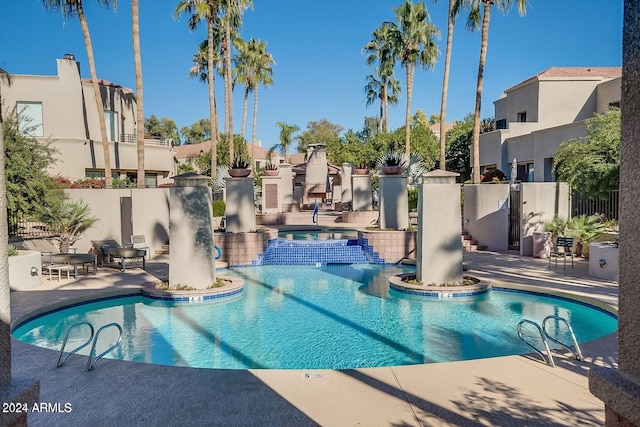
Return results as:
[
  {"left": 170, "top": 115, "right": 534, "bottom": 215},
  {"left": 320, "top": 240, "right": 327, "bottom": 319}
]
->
[
  {"left": 57, "top": 321, "right": 95, "bottom": 367},
  {"left": 85, "top": 323, "right": 123, "bottom": 372},
  {"left": 517, "top": 319, "right": 556, "bottom": 367},
  {"left": 542, "top": 315, "right": 584, "bottom": 361}
]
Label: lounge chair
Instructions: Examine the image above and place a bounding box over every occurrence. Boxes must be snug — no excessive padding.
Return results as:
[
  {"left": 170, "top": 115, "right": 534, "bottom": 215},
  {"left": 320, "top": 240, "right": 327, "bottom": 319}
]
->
[
  {"left": 21, "top": 238, "right": 97, "bottom": 279},
  {"left": 131, "top": 234, "right": 151, "bottom": 260},
  {"left": 91, "top": 239, "right": 146, "bottom": 272}
]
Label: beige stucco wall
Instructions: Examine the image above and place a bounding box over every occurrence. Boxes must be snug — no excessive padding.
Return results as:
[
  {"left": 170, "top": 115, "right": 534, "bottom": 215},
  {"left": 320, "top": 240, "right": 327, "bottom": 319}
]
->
[
  {"left": 596, "top": 77, "right": 622, "bottom": 112},
  {"left": 538, "top": 79, "right": 601, "bottom": 124},
  {"left": 64, "top": 188, "right": 170, "bottom": 256},
  {"left": 462, "top": 184, "right": 509, "bottom": 251},
  {"left": 519, "top": 182, "right": 570, "bottom": 256},
  {"left": 503, "top": 81, "right": 540, "bottom": 123}
]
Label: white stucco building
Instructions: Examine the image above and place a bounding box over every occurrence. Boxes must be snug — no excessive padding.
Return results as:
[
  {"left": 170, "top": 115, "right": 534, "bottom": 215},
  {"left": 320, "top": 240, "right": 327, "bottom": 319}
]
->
[
  {"left": 479, "top": 67, "right": 621, "bottom": 182},
  {"left": 1, "top": 54, "right": 173, "bottom": 187}
]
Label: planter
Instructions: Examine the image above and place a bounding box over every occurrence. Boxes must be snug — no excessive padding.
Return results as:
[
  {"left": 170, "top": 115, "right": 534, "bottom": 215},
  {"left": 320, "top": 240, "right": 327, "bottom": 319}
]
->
[
  {"left": 381, "top": 166, "right": 404, "bottom": 175},
  {"left": 264, "top": 170, "right": 279, "bottom": 176},
  {"left": 354, "top": 168, "right": 369, "bottom": 175},
  {"left": 228, "top": 168, "right": 251, "bottom": 178},
  {"left": 9, "top": 250, "right": 42, "bottom": 290}
]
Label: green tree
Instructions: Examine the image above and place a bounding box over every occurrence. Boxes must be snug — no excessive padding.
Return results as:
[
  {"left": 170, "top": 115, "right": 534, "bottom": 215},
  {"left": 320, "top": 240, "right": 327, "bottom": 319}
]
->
[
  {"left": 43, "top": 0, "right": 116, "bottom": 188},
  {"left": 40, "top": 200, "right": 98, "bottom": 253},
  {"left": 144, "top": 115, "right": 180, "bottom": 144},
  {"left": 3, "top": 112, "right": 64, "bottom": 218},
  {"left": 298, "top": 119, "right": 344, "bottom": 153},
  {"left": 457, "top": 0, "right": 527, "bottom": 183},
  {"left": 132, "top": 0, "right": 145, "bottom": 188},
  {"left": 363, "top": 22, "right": 399, "bottom": 133},
  {"left": 271, "top": 122, "right": 300, "bottom": 163},
  {"left": 554, "top": 108, "right": 620, "bottom": 199},
  {"left": 0, "top": 69, "right": 10, "bottom": 385},
  {"left": 445, "top": 114, "right": 473, "bottom": 181},
  {"left": 389, "top": 0, "right": 440, "bottom": 156},
  {"left": 180, "top": 118, "right": 211, "bottom": 145},
  {"left": 175, "top": 0, "right": 222, "bottom": 181}
]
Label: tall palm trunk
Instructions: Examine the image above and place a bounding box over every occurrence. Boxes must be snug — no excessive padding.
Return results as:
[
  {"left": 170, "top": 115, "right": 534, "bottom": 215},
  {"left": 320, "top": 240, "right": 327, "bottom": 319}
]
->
[
  {"left": 225, "top": 2, "right": 234, "bottom": 163},
  {"left": 384, "top": 84, "right": 390, "bottom": 132},
  {"left": 132, "top": 0, "right": 145, "bottom": 188},
  {"left": 251, "top": 84, "right": 259, "bottom": 170},
  {"left": 404, "top": 63, "right": 415, "bottom": 156},
  {"left": 78, "top": 4, "right": 112, "bottom": 188},
  {"left": 472, "top": 2, "right": 491, "bottom": 183},
  {"left": 241, "top": 82, "right": 249, "bottom": 142},
  {"left": 0, "top": 73, "right": 10, "bottom": 386},
  {"left": 439, "top": 0, "right": 455, "bottom": 170},
  {"left": 208, "top": 24, "right": 219, "bottom": 180},
  {"left": 379, "top": 77, "right": 386, "bottom": 133}
]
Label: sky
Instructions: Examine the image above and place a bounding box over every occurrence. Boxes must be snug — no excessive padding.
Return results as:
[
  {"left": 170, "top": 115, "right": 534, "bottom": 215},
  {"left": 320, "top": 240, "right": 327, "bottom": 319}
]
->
[{"left": 0, "top": 1, "right": 623, "bottom": 151}]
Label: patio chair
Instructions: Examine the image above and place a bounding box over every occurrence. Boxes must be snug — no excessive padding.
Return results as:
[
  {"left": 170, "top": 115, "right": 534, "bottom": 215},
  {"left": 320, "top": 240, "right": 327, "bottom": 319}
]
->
[
  {"left": 21, "top": 239, "right": 96, "bottom": 278},
  {"left": 91, "top": 239, "right": 146, "bottom": 272},
  {"left": 131, "top": 234, "right": 151, "bottom": 260},
  {"left": 548, "top": 236, "right": 574, "bottom": 271}
]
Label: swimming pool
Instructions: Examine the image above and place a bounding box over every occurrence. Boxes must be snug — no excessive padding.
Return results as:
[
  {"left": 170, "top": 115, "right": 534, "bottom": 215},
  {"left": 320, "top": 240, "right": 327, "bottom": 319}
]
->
[
  {"left": 13, "top": 264, "right": 617, "bottom": 370},
  {"left": 277, "top": 228, "right": 359, "bottom": 240}
]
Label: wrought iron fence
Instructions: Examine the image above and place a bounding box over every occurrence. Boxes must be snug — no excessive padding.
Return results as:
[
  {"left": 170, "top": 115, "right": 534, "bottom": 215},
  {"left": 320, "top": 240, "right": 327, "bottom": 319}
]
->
[
  {"left": 571, "top": 189, "right": 619, "bottom": 220},
  {"left": 8, "top": 212, "right": 54, "bottom": 238}
]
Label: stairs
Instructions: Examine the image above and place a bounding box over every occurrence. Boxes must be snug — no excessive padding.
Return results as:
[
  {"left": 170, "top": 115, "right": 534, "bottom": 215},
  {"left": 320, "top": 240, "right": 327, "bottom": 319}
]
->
[
  {"left": 155, "top": 241, "right": 170, "bottom": 256},
  {"left": 462, "top": 232, "right": 487, "bottom": 251},
  {"left": 256, "top": 239, "right": 370, "bottom": 265}
]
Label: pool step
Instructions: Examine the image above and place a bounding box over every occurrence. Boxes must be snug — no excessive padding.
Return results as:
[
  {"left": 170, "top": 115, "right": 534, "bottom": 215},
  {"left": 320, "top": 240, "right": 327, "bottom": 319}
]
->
[{"left": 257, "top": 239, "right": 371, "bottom": 265}]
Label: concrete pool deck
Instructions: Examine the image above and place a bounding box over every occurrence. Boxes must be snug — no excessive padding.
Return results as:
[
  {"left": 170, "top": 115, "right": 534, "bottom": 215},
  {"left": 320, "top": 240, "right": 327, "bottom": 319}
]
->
[{"left": 9, "top": 249, "right": 617, "bottom": 426}]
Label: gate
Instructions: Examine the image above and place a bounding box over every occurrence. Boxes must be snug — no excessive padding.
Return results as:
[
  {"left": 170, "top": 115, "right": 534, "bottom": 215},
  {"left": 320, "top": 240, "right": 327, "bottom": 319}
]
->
[{"left": 508, "top": 186, "right": 521, "bottom": 251}]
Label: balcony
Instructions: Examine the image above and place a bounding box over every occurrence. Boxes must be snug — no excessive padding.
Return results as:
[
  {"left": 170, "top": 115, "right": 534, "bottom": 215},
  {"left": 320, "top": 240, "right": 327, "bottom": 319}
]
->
[{"left": 120, "top": 133, "right": 172, "bottom": 146}]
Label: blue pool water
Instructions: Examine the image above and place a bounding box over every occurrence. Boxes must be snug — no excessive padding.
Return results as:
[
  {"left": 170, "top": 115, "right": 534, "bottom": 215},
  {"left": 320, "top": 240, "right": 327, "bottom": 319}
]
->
[
  {"left": 277, "top": 229, "right": 358, "bottom": 240},
  {"left": 13, "top": 264, "right": 617, "bottom": 370}
]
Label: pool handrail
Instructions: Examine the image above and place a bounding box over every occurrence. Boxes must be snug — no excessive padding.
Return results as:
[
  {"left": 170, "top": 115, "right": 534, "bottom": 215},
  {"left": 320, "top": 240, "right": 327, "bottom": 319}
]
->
[
  {"left": 57, "top": 321, "right": 95, "bottom": 367},
  {"left": 542, "top": 315, "right": 584, "bottom": 361},
  {"left": 517, "top": 319, "right": 556, "bottom": 367},
  {"left": 85, "top": 322, "right": 123, "bottom": 372}
]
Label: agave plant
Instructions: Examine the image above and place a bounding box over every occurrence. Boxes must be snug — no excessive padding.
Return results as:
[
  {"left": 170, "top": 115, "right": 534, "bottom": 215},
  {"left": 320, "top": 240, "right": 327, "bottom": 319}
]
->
[
  {"left": 377, "top": 150, "right": 408, "bottom": 169},
  {"left": 264, "top": 162, "right": 278, "bottom": 171},
  {"left": 544, "top": 216, "right": 569, "bottom": 251},
  {"left": 230, "top": 158, "right": 250, "bottom": 169},
  {"left": 40, "top": 199, "right": 98, "bottom": 253}
]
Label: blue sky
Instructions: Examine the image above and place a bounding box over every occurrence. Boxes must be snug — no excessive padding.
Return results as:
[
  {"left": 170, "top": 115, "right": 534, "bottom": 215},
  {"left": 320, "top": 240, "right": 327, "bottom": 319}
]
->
[{"left": 1, "top": 1, "right": 623, "bottom": 150}]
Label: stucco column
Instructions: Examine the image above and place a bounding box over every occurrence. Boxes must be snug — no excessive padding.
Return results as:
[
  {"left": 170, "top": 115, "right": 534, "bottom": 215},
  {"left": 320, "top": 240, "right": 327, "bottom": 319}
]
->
[
  {"left": 417, "top": 170, "right": 463, "bottom": 285},
  {"left": 169, "top": 173, "right": 216, "bottom": 289},
  {"left": 378, "top": 174, "right": 408, "bottom": 229},
  {"left": 262, "top": 175, "right": 281, "bottom": 214},
  {"left": 352, "top": 174, "right": 372, "bottom": 212},
  {"left": 589, "top": 2, "right": 640, "bottom": 425},
  {"left": 226, "top": 177, "right": 256, "bottom": 233},
  {"left": 278, "top": 163, "right": 294, "bottom": 211},
  {"left": 341, "top": 163, "right": 353, "bottom": 206}
]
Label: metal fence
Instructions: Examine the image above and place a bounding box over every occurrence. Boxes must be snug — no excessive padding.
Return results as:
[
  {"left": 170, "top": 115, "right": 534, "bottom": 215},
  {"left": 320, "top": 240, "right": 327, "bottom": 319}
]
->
[
  {"left": 571, "top": 189, "right": 619, "bottom": 220},
  {"left": 8, "top": 212, "right": 53, "bottom": 238}
]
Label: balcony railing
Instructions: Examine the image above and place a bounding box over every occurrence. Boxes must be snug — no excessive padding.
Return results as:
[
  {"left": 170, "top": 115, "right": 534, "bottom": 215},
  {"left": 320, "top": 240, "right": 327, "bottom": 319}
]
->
[{"left": 120, "top": 133, "right": 172, "bottom": 146}]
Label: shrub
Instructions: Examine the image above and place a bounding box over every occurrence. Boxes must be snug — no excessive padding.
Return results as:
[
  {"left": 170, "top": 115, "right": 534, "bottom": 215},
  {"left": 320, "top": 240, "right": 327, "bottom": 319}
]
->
[{"left": 212, "top": 200, "right": 226, "bottom": 217}]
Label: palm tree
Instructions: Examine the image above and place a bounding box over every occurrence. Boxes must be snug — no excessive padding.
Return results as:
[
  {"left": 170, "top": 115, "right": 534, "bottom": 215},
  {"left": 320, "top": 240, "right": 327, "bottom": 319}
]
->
[
  {"left": 221, "top": 0, "right": 252, "bottom": 163},
  {"left": 249, "top": 40, "right": 274, "bottom": 171},
  {"left": 364, "top": 70, "right": 400, "bottom": 133},
  {"left": 459, "top": 0, "right": 527, "bottom": 183},
  {"left": 175, "top": 0, "right": 222, "bottom": 181},
  {"left": 0, "top": 69, "right": 11, "bottom": 386},
  {"left": 271, "top": 122, "right": 299, "bottom": 164},
  {"left": 232, "top": 37, "right": 252, "bottom": 142},
  {"left": 363, "top": 22, "right": 397, "bottom": 133},
  {"left": 43, "top": 0, "right": 115, "bottom": 188},
  {"left": 132, "top": 0, "right": 145, "bottom": 188},
  {"left": 390, "top": 1, "right": 440, "bottom": 156},
  {"left": 437, "top": 0, "right": 460, "bottom": 170}
]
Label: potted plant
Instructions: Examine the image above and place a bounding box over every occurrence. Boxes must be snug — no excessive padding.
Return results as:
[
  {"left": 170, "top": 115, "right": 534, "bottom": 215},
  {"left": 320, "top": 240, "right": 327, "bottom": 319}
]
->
[
  {"left": 264, "top": 162, "right": 279, "bottom": 176},
  {"left": 228, "top": 158, "right": 251, "bottom": 177},
  {"left": 377, "top": 150, "right": 407, "bottom": 175},
  {"left": 354, "top": 162, "right": 369, "bottom": 175}
]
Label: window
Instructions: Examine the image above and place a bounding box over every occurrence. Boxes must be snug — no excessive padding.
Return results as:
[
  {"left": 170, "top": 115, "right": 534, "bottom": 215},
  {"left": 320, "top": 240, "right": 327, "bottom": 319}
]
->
[
  {"left": 144, "top": 173, "right": 157, "bottom": 188},
  {"left": 516, "top": 111, "right": 527, "bottom": 122},
  {"left": 104, "top": 110, "right": 118, "bottom": 142},
  {"left": 16, "top": 101, "right": 43, "bottom": 136},
  {"left": 496, "top": 119, "right": 507, "bottom": 130},
  {"left": 516, "top": 162, "right": 534, "bottom": 182}
]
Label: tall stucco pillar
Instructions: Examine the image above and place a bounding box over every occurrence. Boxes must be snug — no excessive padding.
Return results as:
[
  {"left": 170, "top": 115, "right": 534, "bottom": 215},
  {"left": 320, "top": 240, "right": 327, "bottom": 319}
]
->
[
  {"left": 262, "top": 175, "right": 281, "bottom": 214},
  {"left": 589, "top": 2, "right": 640, "bottom": 425},
  {"left": 278, "top": 163, "right": 294, "bottom": 211},
  {"left": 379, "top": 174, "right": 408, "bottom": 229},
  {"left": 341, "top": 163, "right": 353, "bottom": 207},
  {"left": 417, "top": 170, "right": 462, "bottom": 285},
  {"left": 226, "top": 177, "right": 256, "bottom": 233},
  {"left": 352, "top": 174, "right": 372, "bottom": 212},
  {"left": 169, "top": 173, "right": 216, "bottom": 289}
]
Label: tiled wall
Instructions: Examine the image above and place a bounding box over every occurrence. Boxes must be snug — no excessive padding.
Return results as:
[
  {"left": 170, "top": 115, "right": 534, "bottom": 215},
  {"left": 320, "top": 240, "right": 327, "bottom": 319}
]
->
[
  {"left": 255, "top": 239, "right": 373, "bottom": 265},
  {"left": 216, "top": 229, "right": 278, "bottom": 266},
  {"left": 358, "top": 230, "right": 417, "bottom": 264}
]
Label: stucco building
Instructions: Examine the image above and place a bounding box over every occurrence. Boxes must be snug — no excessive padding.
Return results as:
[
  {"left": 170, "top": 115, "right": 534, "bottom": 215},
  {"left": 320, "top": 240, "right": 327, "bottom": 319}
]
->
[
  {"left": 1, "top": 54, "right": 173, "bottom": 187},
  {"left": 479, "top": 67, "right": 621, "bottom": 182}
]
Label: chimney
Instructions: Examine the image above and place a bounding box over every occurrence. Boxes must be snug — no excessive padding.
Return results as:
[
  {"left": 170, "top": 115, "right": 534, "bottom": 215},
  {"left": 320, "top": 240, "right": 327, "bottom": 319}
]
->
[{"left": 63, "top": 53, "right": 75, "bottom": 61}]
